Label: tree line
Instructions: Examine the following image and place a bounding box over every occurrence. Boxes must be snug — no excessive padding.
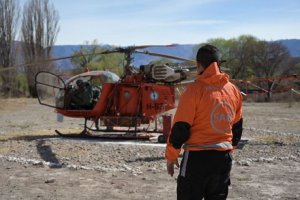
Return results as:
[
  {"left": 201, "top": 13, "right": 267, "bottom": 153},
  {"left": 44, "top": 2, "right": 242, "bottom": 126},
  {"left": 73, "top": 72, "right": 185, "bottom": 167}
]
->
[
  {"left": 201, "top": 35, "right": 300, "bottom": 80},
  {"left": 198, "top": 36, "right": 300, "bottom": 100},
  {"left": 73, "top": 36, "right": 300, "bottom": 83}
]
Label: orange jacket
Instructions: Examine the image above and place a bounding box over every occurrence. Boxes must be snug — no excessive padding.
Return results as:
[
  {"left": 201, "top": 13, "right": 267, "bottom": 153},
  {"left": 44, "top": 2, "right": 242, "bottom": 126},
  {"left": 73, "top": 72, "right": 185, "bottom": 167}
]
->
[{"left": 165, "top": 62, "right": 243, "bottom": 161}]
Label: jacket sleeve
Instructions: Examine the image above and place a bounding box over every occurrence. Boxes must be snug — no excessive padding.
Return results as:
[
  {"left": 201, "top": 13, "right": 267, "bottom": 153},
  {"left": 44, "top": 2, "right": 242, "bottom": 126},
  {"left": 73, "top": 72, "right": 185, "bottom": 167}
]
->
[
  {"left": 169, "top": 122, "right": 191, "bottom": 149},
  {"left": 165, "top": 87, "right": 196, "bottom": 161},
  {"left": 233, "top": 87, "right": 243, "bottom": 124},
  {"left": 232, "top": 86, "right": 243, "bottom": 147},
  {"left": 232, "top": 118, "right": 243, "bottom": 147}
]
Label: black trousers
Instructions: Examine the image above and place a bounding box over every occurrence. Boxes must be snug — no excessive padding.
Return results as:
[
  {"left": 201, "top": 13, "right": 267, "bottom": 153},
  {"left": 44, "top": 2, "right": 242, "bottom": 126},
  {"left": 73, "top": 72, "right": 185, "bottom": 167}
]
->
[{"left": 177, "top": 150, "right": 232, "bottom": 200}]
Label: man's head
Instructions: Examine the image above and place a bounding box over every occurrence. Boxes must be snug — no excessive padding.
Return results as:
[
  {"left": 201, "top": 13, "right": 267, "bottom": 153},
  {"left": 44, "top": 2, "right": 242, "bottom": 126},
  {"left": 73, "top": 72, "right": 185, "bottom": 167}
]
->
[
  {"left": 76, "top": 79, "right": 84, "bottom": 88},
  {"left": 196, "top": 44, "right": 221, "bottom": 73}
]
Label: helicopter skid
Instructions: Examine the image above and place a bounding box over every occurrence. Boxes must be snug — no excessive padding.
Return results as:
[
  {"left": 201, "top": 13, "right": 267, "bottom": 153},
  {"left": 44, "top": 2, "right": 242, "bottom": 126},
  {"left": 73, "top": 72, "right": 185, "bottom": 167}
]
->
[
  {"left": 55, "top": 129, "right": 92, "bottom": 138},
  {"left": 54, "top": 129, "right": 155, "bottom": 141}
]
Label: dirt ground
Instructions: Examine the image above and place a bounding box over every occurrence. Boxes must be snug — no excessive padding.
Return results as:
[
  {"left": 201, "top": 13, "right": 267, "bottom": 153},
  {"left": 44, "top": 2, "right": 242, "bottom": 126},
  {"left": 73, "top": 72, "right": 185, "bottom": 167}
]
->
[{"left": 0, "top": 98, "right": 299, "bottom": 200}]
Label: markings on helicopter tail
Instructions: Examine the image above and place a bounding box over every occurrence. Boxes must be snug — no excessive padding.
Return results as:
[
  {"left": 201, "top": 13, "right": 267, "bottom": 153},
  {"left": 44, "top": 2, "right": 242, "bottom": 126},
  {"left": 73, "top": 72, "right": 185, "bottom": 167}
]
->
[{"left": 146, "top": 103, "right": 164, "bottom": 110}]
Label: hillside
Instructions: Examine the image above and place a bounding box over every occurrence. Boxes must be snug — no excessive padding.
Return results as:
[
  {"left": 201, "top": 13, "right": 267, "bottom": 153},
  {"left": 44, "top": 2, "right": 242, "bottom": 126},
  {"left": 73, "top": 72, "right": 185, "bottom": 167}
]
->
[{"left": 279, "top": 39, "right": 300, "bottom": 57}]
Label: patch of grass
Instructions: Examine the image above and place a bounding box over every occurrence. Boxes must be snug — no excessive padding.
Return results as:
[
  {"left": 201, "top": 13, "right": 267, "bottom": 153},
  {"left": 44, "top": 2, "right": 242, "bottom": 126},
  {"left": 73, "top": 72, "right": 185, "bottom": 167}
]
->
[
  {"left": 7, "top": 123, "right": 34, "bottom": 129},
  {"left": 0, "top": 128, "right": 82, "bottom": 142},
  {"left": 253, "top": 134, "right": 300, "bottom": 145},
  {"left": 0, "top": 143, "right": 23, "bottom": 154},
  {"left": 0, "top": 146, "right": 13, "bottom": 154},
  {"left": 0, "top": 129, "right": 54, "bottom": 141}
]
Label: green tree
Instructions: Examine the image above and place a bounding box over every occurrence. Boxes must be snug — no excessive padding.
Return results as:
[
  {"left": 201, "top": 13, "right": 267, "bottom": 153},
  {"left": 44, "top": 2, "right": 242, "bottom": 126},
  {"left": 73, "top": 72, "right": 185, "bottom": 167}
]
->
[
  {"left": 206, "top": 35, "right": 259, "bottom": 79},
  {"left": 71, "top": 41, "right": 124, "bottom": 76},
  {"left": 71, "top": 40, "right": 101, "bottom": 70},
  {"left": 94, "top": 52, "right": 124, "bottom": 75}
]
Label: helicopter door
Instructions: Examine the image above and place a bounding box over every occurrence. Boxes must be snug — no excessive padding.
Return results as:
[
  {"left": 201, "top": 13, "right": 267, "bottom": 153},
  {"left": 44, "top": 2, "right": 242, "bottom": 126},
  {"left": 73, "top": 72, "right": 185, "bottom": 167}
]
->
[{"left": 35, "top": 71, "right": 67, "bottom": 109}]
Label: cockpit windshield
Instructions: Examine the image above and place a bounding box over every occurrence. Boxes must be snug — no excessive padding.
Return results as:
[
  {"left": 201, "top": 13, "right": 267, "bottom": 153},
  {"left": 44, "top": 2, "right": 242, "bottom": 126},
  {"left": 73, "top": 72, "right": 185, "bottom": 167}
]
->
[{"left": 56, "top": 71, "right": 120, "bottom": 110}]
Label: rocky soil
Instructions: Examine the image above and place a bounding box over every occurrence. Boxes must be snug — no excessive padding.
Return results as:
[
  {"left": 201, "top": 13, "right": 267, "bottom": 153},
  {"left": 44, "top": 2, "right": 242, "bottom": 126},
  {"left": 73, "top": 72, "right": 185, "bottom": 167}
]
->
[{"left": 0, "top": 98, "right": 299, "bottom": 200}]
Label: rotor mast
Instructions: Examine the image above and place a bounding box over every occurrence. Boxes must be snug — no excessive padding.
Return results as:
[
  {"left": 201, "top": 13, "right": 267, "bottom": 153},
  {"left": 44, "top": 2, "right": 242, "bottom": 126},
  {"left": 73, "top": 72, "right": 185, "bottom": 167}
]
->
[{"left": 123, "top": 47, "right": 135, "bottom": 75}]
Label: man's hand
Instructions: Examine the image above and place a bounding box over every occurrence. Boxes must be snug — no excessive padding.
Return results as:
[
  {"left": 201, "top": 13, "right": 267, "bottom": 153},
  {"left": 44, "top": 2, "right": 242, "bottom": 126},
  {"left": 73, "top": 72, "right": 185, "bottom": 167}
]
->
[{"left": 167, "top": 159, "right": 179, "bottom": 177}]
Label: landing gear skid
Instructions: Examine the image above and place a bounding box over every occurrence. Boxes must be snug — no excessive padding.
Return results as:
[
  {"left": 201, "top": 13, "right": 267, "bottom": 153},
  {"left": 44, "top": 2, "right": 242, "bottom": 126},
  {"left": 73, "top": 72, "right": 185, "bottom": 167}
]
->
[
  {"left": 55, "top": 118, "right": 167, "bottom": 142},
  {"left": 55, "top": 128, "right": 156, "bottom": 140},
  {"left": 55, "top": 129, "right": 92, "bottom": 138}
]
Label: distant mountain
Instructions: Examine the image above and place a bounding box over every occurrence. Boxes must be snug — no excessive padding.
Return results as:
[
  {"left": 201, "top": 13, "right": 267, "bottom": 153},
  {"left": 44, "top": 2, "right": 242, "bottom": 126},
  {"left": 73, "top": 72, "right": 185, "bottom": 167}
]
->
[
  {"left": 52, "top": 45, "right": 86, "bottom": 70},
  {"left": 52, "top": 39, "right": 300, "bottom": 70},
  {"left": 132, "top": 44, "right": 195, "bottom": 66},
  {"left": 52, "top": 44, "right": 196, "bottom": 70},
  {"left": 278, "top": 39, "right": 300, "bottom": 57}
]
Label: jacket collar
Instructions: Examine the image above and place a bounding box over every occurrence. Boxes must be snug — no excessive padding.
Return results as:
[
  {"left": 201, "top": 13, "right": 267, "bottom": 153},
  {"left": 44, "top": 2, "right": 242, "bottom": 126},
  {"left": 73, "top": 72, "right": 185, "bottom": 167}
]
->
[
  {"left": 196, "top": 62, "right": 229, "bottom": 85},
  {"left": 198, "top": 62, "right": 221, "bottom": 79}
]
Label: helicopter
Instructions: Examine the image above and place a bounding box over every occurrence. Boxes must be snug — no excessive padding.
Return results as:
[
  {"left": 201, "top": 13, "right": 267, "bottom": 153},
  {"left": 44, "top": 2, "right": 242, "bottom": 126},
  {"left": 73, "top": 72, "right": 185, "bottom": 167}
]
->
[
  {"left": 34, "top": 45, "right": 197, "bottom": 143},
  {"left": 5, "top": 44, "right": 299, "bottom": 143}
]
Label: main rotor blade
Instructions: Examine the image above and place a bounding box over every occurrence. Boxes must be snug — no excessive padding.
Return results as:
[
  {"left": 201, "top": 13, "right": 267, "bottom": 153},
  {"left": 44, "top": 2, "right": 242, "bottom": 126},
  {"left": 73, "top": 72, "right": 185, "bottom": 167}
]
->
[
  {"left": 135, "top": 50, "right": 196, "bottom": 63},
  {"left": 0, "top": 49, "right": 117, "bottom": 73},
  {"left": 109, "top": 44, "right": 179, "bottom": 54},
  {"left": 128, "top": 44, "right": 178, "bottom": 50},
  {"left": 0, "top": 44, "right": 191, "bottom": 73}
]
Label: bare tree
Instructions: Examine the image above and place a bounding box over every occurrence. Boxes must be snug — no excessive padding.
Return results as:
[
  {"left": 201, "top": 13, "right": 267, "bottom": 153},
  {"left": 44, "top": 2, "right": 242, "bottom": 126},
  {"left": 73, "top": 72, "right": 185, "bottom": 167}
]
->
[
  {"left": 253, "top": 41, "right": 290, "bottom": 77},
  {"left": 71, "top": 40, "right": 124, "bottom": 75},
  {"left": 71, "top": 40, "right": 100, "bottom": 71},
  {"left": 21, "top": 0, "right": 59, "bottom": 97},
  {"left": 252, "top": 41, "right": 290, "bottom": 100},
  {"left": 0, "top": 0, "right": 20, "bottom": 96}
]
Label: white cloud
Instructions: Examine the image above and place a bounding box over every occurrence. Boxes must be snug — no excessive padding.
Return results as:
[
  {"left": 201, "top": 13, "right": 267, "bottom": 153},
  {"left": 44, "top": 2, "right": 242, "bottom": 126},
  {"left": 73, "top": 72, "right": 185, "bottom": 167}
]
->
[{"left": 174, "top": 19, "right": 229, "bottom": 25}]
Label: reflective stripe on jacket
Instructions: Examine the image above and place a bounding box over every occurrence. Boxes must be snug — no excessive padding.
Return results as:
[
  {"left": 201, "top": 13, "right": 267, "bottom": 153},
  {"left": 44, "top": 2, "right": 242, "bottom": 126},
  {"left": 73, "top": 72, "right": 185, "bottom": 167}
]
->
[{"left": 183, "top": 141, "right": 233, "bottom": 151}]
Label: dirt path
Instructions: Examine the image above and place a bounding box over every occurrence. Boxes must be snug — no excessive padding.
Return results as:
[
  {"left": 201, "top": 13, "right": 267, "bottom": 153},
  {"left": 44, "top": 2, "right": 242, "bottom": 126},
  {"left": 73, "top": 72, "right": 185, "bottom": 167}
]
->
[{"left": 0, "top": 98, "right": 299, "bottom": 199}]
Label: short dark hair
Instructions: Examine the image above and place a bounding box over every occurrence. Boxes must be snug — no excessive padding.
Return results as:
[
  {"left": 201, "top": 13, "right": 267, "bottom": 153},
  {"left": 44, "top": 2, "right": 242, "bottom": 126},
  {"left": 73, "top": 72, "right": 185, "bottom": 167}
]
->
[{"left": 196, "top": 44, "right": 221, "bottom": 69}]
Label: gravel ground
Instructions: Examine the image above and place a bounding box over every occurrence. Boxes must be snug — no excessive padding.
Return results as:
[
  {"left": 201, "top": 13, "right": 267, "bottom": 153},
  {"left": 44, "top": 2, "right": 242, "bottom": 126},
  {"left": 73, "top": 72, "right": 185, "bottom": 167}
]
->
[{"left": 0, "top": 98, "right": 299, "bottom": 200}]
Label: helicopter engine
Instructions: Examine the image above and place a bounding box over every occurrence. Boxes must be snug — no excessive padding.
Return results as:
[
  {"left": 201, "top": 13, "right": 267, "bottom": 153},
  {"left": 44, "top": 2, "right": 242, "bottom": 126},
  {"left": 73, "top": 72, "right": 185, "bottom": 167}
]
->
[{"left": 140, "top": 64, "right": 194, "bottom": 83}]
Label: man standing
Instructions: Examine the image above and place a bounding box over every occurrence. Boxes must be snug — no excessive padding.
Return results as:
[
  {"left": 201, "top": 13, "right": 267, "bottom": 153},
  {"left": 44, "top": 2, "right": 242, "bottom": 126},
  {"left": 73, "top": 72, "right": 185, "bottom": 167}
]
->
[{"left": 165, "top": 44, "right": 243, "bottom": 200}]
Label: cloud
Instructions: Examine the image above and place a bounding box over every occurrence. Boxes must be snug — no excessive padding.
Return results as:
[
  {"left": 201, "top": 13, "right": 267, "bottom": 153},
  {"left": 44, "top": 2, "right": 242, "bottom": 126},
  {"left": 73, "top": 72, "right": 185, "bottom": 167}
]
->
[
  {"left": 174, "top": 19, "right": 229, "bottom": 25},
  {"left": 54, "top": 0, "right": 300, "bottom": 45}
]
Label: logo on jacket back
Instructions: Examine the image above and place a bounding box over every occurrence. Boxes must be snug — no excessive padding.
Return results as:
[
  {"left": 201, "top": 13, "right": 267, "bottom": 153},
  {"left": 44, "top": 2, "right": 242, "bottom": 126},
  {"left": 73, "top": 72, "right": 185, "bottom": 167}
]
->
[{"left": 210, "top": 101, "right": 234, "bottom": 133}]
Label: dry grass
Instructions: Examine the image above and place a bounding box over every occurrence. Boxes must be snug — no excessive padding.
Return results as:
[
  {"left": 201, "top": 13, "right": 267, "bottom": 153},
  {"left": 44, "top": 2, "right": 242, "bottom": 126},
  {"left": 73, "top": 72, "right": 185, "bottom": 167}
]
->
[
  {"left": 0, "top": 98, "right": 35, "bottom": 111},
  {"left": 0, "top": 128, "right": 81, "bottom": 142},
  {"left": 253, "top": 133, "right": 300, "bottom": 145}
]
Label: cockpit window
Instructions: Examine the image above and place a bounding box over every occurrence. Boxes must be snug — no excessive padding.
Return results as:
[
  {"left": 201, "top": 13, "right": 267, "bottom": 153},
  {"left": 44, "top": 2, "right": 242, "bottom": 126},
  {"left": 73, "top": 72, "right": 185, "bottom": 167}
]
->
[{"left": 60, "top": 71, "right": 120, "bottom": 110}]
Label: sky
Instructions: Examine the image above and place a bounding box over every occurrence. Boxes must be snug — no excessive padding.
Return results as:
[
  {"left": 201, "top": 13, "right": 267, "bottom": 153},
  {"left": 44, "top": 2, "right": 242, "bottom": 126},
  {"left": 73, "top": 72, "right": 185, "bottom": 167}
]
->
[{"left": 42, "top": 0, "right": 300, "bottom": 46}]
